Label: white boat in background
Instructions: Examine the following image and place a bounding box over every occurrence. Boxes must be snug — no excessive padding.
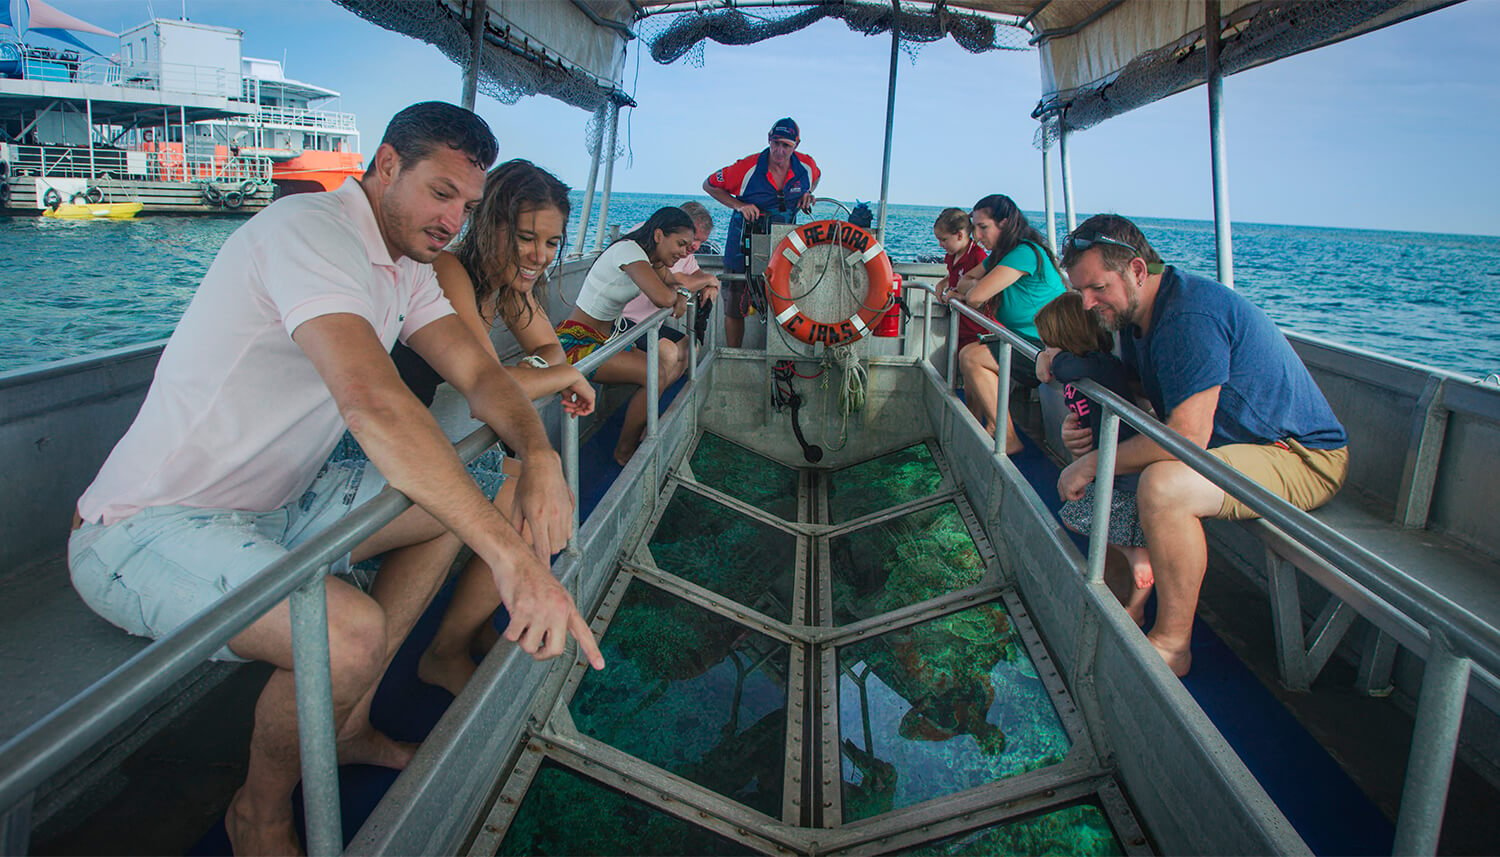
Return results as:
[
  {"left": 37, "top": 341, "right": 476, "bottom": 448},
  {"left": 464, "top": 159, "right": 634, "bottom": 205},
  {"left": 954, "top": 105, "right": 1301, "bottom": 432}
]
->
[{"left": 0, "top": 4, "right": 362, "bottom": 215}]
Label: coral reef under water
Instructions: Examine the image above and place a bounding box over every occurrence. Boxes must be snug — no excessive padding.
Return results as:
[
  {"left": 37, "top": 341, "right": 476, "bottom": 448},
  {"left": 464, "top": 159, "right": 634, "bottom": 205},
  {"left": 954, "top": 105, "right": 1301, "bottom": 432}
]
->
[
  {"left": 828, "top": 443, "right": 943, "bottom": 523},
  {"left": 570, "top": 582, "right": 789, "bottom": 816},
  {"left": 691, "top": 432, "right": 800, "bottom": 520},
  {"left": 898, "top": 803, "right": 1124, "bottom": 856},
  {"left": 830, "top": 502, "right": 985, "bottom": 624},
  {"left": 649, "top": 489, "right": 798, "bottom": 622},
  {"left": 838, "top": 603, "right": 1071, "bottom": 821},
  {"left": 498, "top": 761, "right": 756, "bottom": 856}
]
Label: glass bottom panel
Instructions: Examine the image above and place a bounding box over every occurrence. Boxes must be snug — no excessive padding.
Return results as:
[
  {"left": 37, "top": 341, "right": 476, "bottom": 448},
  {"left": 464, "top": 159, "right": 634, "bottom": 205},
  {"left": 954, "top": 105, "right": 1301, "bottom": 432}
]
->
[
  {"left": 828, "top": 442, "right": 942, "bottom": 523},
  {"left": 497, "top": 761, "right": 756, "bottom": 856},
  {"left": 829, "top": 502, "right": 984, "bottom": 625},
  {"left": 570, "top": 582, "right": 789, "bottom": 817},
  {"left": 838, "top": 603, "right": 1071, "bottom": 821},
  {"left": 648, "top": 488, "right": 798, "bottom": 623},
  {"left": 690, "top": 431, "right": 800, "bottom": 519},
  {"left": 895, "top": 803, "right": 1124, "bottom": 856}
]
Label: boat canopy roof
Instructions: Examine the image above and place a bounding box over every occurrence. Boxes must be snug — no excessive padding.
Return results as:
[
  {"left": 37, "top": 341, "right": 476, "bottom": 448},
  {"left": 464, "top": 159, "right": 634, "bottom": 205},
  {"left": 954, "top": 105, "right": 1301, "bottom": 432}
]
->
[{"left": 336, "top": 0, "right": 1458, "bottom": 131}]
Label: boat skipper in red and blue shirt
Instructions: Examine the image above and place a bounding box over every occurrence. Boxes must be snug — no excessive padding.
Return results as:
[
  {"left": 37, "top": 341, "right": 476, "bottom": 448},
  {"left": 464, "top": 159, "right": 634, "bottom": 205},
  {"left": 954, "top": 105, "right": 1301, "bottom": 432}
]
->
[{"left": 702, "top": 117, "right": 821, "bottom": 347}]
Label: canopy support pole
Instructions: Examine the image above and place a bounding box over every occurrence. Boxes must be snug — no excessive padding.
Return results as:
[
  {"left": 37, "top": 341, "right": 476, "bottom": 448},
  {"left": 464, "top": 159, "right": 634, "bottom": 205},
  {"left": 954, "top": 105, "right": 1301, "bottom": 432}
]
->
[
  {"left": 1041, "top": 129, "right": 1057, "bottom": 252},
  {"left": 460, "top": 0, "right": 486, "bottom": 110},
  {"left": 1206, "top": 0, "right": 1235, "bottom": 287},
  {"left": 573, "top": 124, "right": 603, "bottom": 259},
  {"left": 875, "top": 0, "right": 900, "bottom": 238},
  {"left": 593, "top": 98, "right": 621, "bottom": 252},
  {"left": 1059, "top": 126, "right": 1077, "bottom": 233}
]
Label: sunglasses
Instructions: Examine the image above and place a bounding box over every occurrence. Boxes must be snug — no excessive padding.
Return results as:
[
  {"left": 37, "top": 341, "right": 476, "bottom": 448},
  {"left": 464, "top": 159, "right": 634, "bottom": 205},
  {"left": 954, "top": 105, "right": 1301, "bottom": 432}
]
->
[{"left": 1063, "top": 233, "right": 1140, "bottom": 257}]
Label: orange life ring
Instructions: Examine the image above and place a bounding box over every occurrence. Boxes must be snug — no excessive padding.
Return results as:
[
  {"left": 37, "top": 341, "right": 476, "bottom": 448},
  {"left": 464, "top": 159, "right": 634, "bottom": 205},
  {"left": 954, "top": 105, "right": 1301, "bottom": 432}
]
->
[{"left": 763, "top": 219, "right": 895, "bottom": 346}]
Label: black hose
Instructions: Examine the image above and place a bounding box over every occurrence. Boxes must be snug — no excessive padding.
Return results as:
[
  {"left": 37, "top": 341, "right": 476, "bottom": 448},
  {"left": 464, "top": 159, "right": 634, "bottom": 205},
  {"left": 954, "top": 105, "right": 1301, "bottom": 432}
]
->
[{"left": 787, "top": 391, "right": 823, "bottom": 463}]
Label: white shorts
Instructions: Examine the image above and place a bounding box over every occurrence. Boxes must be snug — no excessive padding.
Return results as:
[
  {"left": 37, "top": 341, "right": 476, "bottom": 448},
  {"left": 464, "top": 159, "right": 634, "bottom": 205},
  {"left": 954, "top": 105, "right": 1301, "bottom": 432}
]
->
[{"left": 69, "top": 459, "right": 387, "bottom": 661}]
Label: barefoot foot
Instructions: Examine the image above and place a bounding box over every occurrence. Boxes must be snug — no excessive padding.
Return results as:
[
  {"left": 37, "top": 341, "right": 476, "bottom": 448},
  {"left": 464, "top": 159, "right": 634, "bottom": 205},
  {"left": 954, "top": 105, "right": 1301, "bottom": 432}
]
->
[
  {"left": 336, "top": 725, "right": 416, "bottom": 770},
  {"left": 417, "top": 645, "right": 478, "bottom": 698},
  {"left": 226, "top": 787, "right": 303, "bottom": 857},
  {"left": 1146, "top": 633, "right": 1192, "bottom": 677}
]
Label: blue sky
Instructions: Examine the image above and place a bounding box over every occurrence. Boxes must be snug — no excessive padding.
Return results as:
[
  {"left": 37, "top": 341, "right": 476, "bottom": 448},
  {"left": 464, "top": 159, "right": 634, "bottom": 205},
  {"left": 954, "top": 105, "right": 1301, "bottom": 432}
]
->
[{"left": 45, "top": 0, "right": 1500, "bottom": 235}]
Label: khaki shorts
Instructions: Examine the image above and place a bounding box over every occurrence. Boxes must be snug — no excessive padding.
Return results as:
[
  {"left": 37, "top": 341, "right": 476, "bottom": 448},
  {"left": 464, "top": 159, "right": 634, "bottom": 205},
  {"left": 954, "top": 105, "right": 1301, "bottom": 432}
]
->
[{"left": 1208, "top": 439, "right": 1349, "bottom": 521}]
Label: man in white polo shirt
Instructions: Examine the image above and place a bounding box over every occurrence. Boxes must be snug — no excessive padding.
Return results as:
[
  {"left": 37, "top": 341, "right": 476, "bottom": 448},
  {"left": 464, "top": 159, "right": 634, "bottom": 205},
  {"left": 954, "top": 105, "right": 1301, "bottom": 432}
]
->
[{"left": 68, "top": 102, "right": 603, "bottom": 856}]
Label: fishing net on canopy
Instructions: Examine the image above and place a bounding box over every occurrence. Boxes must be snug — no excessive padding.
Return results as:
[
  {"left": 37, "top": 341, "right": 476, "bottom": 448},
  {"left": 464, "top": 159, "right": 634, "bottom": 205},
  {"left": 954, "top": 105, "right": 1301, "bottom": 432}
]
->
[
  {"left": 331, "top": 0, "right": 627, "bottom": 161},
  {"left": 638, "top": 2, "right": 1031, "bottom": 68},
  {"left": 1032, "top": 0, "right": 1412, "bottom": 148}
]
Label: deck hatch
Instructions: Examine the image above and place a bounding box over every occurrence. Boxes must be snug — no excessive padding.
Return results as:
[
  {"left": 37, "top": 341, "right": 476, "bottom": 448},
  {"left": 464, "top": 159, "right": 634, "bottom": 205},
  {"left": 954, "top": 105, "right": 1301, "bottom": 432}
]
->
[
  {"left": 836, "top": 602, "right": 1072, "bottom": 821},
  {"left": 827, "top": 441, "right": 944, "bottom": 523},
  {"left": 647, "top": 487, "right": 798, "bottom": 623},
  {"left": 569, "top": 580, "right": 790, "bottom": 818}
]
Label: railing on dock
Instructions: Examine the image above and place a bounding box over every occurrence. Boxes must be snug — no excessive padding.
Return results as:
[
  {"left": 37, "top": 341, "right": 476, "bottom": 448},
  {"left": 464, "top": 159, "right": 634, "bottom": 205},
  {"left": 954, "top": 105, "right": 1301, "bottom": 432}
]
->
[
  {"left": 906, "top": 280, "right": 1500, "bottom": 857},
  {"left": 0, "top": 302, "right": 708, "bottom": 857}
]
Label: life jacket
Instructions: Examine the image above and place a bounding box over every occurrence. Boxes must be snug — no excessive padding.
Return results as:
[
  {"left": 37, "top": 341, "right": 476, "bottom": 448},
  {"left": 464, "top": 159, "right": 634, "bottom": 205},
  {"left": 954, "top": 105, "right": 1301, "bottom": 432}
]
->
[{"left": 724, "top": 149, "right": 813, "bottom": 272}]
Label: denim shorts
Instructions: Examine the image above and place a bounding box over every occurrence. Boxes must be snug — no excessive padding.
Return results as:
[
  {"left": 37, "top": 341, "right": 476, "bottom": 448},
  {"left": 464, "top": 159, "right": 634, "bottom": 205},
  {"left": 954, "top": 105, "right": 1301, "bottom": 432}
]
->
[{"left": 69, "top": 459, "right": 387, "bottom": 662}]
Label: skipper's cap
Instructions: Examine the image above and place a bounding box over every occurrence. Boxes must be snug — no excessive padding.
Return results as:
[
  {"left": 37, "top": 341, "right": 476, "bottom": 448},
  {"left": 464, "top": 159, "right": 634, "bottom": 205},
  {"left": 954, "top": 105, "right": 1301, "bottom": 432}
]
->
[{"left": 769, "top": 117, "right": 800, "bottom": 143}]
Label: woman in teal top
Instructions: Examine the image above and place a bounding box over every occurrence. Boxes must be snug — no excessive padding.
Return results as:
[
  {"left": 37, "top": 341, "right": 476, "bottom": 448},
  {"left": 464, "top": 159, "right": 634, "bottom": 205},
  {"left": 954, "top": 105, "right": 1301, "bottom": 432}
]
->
[{"left": 949, "top": 193, "right": 1065, "bottom": 453}]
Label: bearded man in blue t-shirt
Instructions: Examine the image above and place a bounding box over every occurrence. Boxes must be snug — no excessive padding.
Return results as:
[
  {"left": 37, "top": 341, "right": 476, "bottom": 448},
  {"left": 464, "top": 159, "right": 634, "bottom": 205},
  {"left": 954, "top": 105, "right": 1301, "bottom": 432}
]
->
[{"left": 1054, "top": 214, "right": 1349, "bottom": 678}]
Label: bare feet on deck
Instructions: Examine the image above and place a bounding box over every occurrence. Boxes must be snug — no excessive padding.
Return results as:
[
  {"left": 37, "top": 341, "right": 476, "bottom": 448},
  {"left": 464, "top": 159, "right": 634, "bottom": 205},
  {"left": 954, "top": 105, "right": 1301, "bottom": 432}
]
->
[
  {"left": 1147, "top": 633, "right": 1192, "bottom": 677},
  {"left": 417, "top": 646, "right": 477, "bottom": 698},
  {"left": 337, "top": 724, "right": 416, "bottom": 770},
  {"left": 226, "top": 787, "right": 302, "bottom": 857}
]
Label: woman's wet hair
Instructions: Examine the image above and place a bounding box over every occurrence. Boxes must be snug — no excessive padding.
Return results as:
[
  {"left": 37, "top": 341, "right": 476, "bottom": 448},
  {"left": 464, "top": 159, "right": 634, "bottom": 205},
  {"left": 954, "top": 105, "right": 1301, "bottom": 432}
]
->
[
  {"left": 452, "top": 159, "right": 570, "bottom": 329},
  {"left": 379, "top": 101, "right": 498, "bottom": 171},
  {"left": 972, "top": 193, "right": 1059, "bottom": 272},
  {"left": 934, "top": 207, "right": 971, "bottom": 237},
  {"left": 1034, "top": 291, "right": 1114, "bottom": 355},
  {"left": 620, "top": 206, "right": 695, "bottom": 259}
]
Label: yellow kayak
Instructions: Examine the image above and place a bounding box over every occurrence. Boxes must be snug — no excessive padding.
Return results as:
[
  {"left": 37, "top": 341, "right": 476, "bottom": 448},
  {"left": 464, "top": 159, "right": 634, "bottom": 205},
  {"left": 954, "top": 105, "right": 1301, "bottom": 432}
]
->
[{"left": 42, "top": 202, "right": 145, "bottom": 220}]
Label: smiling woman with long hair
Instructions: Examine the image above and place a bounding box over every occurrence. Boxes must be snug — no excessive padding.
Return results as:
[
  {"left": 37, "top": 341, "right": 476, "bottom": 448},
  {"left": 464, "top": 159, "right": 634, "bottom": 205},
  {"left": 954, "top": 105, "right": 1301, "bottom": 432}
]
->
[
  {"left": 947, "top": 193, "right": 1065, "bottom": 453},
  {"left": 395, "top": 159, "right": 600, "bottom": 696}
]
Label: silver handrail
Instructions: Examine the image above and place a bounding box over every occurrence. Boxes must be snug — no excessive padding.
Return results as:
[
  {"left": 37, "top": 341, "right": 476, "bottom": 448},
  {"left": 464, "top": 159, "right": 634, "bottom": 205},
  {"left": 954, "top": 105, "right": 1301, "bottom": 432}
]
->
[
  {"left": 0, "top": 308, "right": 681, "bottom": 854},
  {"left": 910, "top": 280, "right": 1497, "bottom": 856}
]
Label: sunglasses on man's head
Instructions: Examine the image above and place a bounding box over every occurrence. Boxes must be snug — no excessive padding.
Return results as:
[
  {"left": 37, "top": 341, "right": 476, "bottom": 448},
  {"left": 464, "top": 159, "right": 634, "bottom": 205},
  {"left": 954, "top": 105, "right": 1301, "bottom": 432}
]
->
[{"left": 1063, "top": 233, "right": 1140, "bottom": 257}]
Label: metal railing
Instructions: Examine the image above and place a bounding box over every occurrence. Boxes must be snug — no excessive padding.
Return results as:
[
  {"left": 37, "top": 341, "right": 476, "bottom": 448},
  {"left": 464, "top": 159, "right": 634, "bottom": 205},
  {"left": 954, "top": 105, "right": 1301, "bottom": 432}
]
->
[
  {"left": 908, "top": 280, "right": 1499, "bottom": 856},
  {"left": 0, "top": 305, "right": 695, "bottom": 856},
  {"left": 248, "top": 103, "right": 358, "bottom": 133},
  {"left": 5, "top": 144, "right": 273, "bottom": 185}
]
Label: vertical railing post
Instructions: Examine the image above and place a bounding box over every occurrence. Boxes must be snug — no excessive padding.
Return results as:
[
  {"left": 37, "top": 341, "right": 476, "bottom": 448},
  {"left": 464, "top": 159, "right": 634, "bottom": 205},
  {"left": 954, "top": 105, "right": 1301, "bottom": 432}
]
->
[
  {"left": 1205, "top": 0, "right": 1235, "bottom": 288},
  {"left": 1060, "top": 126, "right": 1077, "bottom": 233},
  {"left": 686, "top": 302, "right": 699, "bottom": 381},
  {"left": 945, "top": 304, "right": 960, "bottom": 390},
  {"left": 289, "top": 572, "right": 343, "bottom": 857},
  {"left": 645, "top": 332, "right": 660, "bottom": 441},
  {"left": 1393, "top": 632, "right": 1471, "bottom": 856},
  {"left": 563, "top": 413, "right": 580, "bottom": 553},
  {"left": 85, "top": 98, "right": 96, "bottom": 181},
  {"left": 593, "top": 99, "right": 621, "bottom": 253},
  {"left": 1086, "top": 410, "right": 1121, "bottom": 585},
  {"left": 1, "top": 792, "right": 33, "bottom": 857},
  {"left": 918, "top": 287, "right": 931, "bottom": 364},
  {"left": 994, "top": 340, "right": 1012, "bottom": 456}
]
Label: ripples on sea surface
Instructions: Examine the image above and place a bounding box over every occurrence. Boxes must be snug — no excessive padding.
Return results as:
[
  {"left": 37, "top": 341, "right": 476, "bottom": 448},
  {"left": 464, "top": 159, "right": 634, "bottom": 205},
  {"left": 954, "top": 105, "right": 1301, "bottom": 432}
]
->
[{"left": 3, "top": 194, "right": 1498, "bottom": 378}]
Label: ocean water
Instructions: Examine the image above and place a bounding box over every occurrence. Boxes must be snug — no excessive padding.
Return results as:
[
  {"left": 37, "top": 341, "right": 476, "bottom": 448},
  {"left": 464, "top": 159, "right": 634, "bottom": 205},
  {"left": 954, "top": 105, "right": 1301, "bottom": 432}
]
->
[{"left": 3, "top": 192, "right": 1498, "bottom": 377}]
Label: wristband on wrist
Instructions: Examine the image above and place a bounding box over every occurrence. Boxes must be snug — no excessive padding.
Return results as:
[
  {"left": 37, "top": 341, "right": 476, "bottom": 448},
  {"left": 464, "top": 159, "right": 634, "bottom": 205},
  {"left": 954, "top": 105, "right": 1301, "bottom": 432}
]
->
[{"left": 675, "top": 287, "right": 692, "bottom": 299}]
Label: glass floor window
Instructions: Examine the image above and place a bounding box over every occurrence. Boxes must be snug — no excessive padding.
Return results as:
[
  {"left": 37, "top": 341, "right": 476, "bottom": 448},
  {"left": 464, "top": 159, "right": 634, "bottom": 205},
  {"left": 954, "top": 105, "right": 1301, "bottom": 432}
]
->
[{"left": 479, "top": 433, "right": 1136, "bottom": 856}]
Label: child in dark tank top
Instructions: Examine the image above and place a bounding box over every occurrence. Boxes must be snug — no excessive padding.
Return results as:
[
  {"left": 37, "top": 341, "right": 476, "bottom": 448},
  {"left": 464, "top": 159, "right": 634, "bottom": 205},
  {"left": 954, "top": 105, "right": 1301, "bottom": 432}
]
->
[{"left": 1034, "top": 292, "right": 1155, "bottom": 624}]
